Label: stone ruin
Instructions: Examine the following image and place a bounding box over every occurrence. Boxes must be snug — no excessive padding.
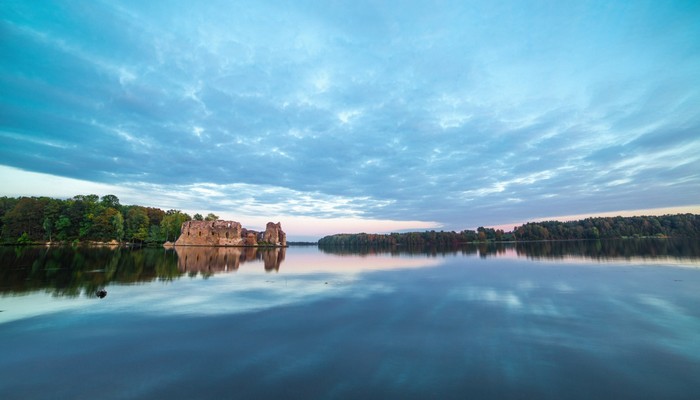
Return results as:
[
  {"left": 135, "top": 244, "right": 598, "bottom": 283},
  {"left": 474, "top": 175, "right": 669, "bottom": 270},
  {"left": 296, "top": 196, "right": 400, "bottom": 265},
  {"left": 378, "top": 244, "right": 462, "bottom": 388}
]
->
[{"left": 174, "top": 220, "right": 287, "bottom": 247}]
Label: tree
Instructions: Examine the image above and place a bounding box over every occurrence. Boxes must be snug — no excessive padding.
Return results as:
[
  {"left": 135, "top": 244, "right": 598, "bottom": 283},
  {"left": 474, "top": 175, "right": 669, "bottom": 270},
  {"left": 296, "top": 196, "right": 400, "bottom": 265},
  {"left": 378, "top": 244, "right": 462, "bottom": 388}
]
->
[
  {"left": 147, "top": 224, "right": 164, "bottom": 244},
  {"left": 42, "top": 198, "right": 62, "bottom": 242},
  {"left": 160, "top": 210, "right": 191, "bottom": 242},
  {"left": 71, "top": 194, "right": 102, "bottom": 239},
  {"left": 100, "top": 194, "right": 121, "bottom": 209},
  {"left": 125, "top": 207, "right": 149, "bottom": 243},
  {"left": 1, "top": 197, "right": 48, "bottom": 240},
  {"left": 145, "top": 207, "right": 165, "bottom": 227},
  {"left": 112, "top": 210, "right": 124, "bottom": 242},
  {"left": 0, "top": 196, "right": 20, "bottom": 237},
  {"left": 205, "top": 213, "right": 219, "bottom": 221},
  {"left": 193, "top": 213, "right": 204, "bottom": 221},
  {"left": 91, "top": 207, "right": 123, "bottom": 241},
  {"left": 43, "top": 217, "right": 53, "bottom": 242},
  {"left": 55, "top": 216, "right": 71, "bottom": 241}
]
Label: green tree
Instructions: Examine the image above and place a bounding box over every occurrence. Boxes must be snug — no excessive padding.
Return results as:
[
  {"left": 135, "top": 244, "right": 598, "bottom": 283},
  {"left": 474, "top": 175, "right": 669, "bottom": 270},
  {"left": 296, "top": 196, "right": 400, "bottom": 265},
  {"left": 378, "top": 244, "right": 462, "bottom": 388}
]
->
[
  {"left": 160, "top": 210, "right": 191, "bottom": 242},
  {"left": 125, "top": 207, "right": 149, "bottom": 243},
  {"left": 17, "top": 232, "right": 32, "bottom": 245},
  {"left": 91, "top": 207, "right": 123, "bottom": 241},
  {"left": 112, "top": 211, "right": 124, "bottom": 242},
  {"left": 193, "top": 213, "right": 204, "bottom": 221},
  {"left": 55, "top": 216, "right": 72, "bottom": 241},
  {"left": 146, "top": 225, "right": 163, "bottom": 244},
  {"left": 67, "top": 194, "right": 103, "bottom": 240},
  {"left": 204, "top": 213, "right": 219, "bottom": 221},
  {"left": 43, "top": 217, "right": 53, "bottom": 242},
  {"left": 42, "top": 198, "right": 63, "bottom": 242},
  {"left": 100, "top": 194, "right": 121, "bottom": 209}
]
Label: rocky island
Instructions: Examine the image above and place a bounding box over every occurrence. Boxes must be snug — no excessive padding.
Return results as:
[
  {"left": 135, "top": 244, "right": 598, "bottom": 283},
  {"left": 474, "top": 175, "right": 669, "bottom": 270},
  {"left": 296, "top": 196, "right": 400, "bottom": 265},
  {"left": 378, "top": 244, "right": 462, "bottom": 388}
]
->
[{"left": 173, "top": 220, "right": 287, "bottom": 247}]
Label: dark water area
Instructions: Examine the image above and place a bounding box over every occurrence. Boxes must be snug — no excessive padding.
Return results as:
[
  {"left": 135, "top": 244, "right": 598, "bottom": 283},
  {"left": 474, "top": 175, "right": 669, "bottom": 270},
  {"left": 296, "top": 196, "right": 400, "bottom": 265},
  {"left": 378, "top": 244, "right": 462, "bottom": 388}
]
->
[{"left": 1, "top": 239, "right": 699, "bottom": 399}]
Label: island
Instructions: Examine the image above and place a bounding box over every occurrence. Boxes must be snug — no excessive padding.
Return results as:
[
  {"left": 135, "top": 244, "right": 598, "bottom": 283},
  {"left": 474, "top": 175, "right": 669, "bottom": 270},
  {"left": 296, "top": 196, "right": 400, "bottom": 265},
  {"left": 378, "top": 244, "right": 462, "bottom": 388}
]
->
[{"left": 172, "top": 220, "right": 287, "bottom": 247}]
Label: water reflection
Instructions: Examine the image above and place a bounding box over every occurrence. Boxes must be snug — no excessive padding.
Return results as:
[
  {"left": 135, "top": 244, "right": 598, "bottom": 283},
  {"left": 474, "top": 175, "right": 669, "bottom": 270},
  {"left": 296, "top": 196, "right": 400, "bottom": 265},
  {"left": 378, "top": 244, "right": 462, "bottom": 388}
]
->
[
  {"left": 319, "top": 238, "right": 700, "bottom": 261},
  {"left": 1, "top": 239, "right": 698, "bottom": 298},
  {"left": 514, "top": 238, "right": 700, "bottom": 261},
  {"left": 176, "top": 246, "right": 285, "bottom": 275},
  {"left": 0, "top": 246, "right": 176, "bottom": 297},
  {"left": 0, "top": 246, "right": 286, "bottom": 297}
]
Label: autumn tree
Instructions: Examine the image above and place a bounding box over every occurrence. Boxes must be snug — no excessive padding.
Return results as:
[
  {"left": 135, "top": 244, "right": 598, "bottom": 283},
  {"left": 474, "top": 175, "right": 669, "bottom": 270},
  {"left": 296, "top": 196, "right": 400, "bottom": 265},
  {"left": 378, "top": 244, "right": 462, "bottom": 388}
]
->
[{"left": 1, "top": 197, "right": 49, "bottom": 240}]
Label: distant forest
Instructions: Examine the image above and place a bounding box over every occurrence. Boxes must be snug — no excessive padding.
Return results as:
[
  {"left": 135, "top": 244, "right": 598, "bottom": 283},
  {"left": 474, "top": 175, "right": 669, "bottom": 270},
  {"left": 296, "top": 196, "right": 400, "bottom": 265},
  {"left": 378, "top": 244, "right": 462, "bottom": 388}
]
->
[
  {"left": 0, "top": 195, "right": 218, "bottom": 245},
  {"left": 318, "top": 214, "right": 700, "bottom": 247},
  {"left": 1, "top": 194, "right": 698, "bottom": 246}
]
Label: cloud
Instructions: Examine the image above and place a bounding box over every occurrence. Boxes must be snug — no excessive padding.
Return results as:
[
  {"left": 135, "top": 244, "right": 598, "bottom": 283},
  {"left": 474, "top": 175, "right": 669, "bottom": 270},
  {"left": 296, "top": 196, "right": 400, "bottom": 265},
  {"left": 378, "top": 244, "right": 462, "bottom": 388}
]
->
[
  {"left": 0, "top": 165, "right": 440, "bottom": 239},
  {"left": 1, "top": 1, "right": 699, "bottom": 234}
]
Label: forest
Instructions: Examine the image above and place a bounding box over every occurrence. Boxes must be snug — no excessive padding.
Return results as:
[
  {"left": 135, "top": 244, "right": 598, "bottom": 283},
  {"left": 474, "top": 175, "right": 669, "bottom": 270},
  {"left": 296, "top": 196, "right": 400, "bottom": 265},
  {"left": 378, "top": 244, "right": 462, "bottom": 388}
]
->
[
  {"left": 2, "top": 194, "right": 699, "bottom": 246},
  {"left": 0, "top": 194, "right": 219, "bottom": 245},
  {"left": 318, "top": 214, "right": 700, "bottom": 247},
  {"left": 511, "top": 214, "right": 699, "bottom": 240}
]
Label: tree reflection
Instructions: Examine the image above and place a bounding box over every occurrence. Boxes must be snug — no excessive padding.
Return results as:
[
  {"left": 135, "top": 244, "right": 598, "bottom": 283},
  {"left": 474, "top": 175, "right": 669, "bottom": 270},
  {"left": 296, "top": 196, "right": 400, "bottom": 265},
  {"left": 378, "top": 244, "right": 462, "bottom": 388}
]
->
[
  {"left": 0, "top": 245, "right": 287, "bottom": 296},
  {"left": 1, "top": 240, "right": 697, "bottom": 298},
  {"left": 319, "top": 238, "right": 700, "bottom": 260},
  {"left": 513, "top": 238, "right": 700, "bottom": 261}
]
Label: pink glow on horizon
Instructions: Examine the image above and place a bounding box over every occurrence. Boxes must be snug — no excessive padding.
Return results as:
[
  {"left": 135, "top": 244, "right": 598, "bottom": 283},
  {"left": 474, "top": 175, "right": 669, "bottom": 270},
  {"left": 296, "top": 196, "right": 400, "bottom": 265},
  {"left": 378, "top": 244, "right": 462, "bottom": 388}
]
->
[{"left": 210, "top": 213, "right": 442, "bottom": 241}]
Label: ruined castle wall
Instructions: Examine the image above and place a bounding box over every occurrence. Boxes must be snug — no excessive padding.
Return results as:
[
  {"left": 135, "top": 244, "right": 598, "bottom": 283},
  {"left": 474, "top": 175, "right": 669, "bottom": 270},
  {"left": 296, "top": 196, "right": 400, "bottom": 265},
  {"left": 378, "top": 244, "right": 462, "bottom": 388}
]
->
[
  {"left": 175, "top": 220, "right": 244, "bottom": 246},
  {"left": 174, "top": 220, "right": 287, "bottom": 246},
  {"left": 262, "top": 222, "right": 287, "bottom": 246}
]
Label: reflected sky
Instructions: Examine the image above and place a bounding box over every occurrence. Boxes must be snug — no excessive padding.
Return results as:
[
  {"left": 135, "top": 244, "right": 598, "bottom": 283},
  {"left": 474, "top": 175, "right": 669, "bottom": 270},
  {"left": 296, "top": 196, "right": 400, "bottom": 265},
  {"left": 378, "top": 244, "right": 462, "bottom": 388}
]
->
[
  {"left": 0, "top": 246, "right": 443, "bottom": 324},
  {"left": 1, "top": 245, "right": 700, "bottom": 398},
  {"left": 2, "top": 243, "right": 699, "bottom": 325}
]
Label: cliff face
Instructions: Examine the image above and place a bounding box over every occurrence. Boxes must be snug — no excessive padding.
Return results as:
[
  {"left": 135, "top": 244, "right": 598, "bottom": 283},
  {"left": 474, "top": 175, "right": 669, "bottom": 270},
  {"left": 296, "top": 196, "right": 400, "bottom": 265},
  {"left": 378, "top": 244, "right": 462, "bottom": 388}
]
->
[{"left": 174, "top": 220, "right": 287, "bottom": 247}]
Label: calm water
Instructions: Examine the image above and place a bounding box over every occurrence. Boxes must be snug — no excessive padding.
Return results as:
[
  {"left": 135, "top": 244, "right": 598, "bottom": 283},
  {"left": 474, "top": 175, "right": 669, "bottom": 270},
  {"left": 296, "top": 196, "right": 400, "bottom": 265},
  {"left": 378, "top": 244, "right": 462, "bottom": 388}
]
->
[{"left": 1, "top": 240, "right": 699, "bottom": 399}]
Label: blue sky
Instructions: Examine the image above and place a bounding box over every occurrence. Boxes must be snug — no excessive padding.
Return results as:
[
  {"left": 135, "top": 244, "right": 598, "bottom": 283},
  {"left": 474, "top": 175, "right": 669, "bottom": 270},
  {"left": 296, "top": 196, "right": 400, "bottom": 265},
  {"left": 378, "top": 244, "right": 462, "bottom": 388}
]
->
[{"left": 1, "top": 0, "right": 699, "bottom": 240}]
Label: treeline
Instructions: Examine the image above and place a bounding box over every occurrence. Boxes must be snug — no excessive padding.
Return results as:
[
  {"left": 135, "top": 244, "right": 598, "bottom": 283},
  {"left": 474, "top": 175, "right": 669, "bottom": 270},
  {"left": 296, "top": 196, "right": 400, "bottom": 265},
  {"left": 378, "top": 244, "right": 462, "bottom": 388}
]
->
[
  {"left": 318, "top": 227, "right": 512, "bottom": 247},
  {"left": 318, "top": 214, "right": 700, "bottom": 246},
  {"left": 0, "top": 195, "right": 218, "bottom": 245},
  {"left": 512, "top": 214, "right": 699, "bottom": 240}
]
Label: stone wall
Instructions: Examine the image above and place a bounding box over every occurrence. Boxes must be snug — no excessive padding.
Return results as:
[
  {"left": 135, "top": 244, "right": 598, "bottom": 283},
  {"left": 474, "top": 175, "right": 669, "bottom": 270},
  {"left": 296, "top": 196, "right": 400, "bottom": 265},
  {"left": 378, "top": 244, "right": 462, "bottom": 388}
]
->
[
  {"left": 174, "top": 220, "right": 287, "bottom": 247},
  {"left": 262, "top": 222, "right": 287, "bottom": 246}
]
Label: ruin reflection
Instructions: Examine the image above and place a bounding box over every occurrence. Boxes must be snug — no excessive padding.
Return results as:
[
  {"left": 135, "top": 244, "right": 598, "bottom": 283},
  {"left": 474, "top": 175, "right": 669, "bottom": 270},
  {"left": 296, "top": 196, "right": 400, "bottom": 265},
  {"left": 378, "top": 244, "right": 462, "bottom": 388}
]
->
[
  {"left": 262, "top": 247, "right": 286, "bottom": 272},
  {"left": 175, "top": 246, "right": 286, "bottom": 274}
]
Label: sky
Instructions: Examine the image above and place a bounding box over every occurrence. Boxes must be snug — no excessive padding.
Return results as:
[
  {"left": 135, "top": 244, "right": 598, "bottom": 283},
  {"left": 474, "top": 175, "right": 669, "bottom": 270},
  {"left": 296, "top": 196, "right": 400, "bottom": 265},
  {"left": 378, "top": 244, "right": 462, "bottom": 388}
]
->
[{"left": 1, "top": 0, "right": 699, "bottom": 240}]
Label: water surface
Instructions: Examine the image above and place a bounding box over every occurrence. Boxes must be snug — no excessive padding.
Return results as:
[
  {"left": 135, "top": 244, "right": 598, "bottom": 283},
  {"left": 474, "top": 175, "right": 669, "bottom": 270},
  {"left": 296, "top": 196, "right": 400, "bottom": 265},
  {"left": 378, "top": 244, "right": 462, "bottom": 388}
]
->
[{"left": 1, "top": 240, "right": 699, "bottom": 399}]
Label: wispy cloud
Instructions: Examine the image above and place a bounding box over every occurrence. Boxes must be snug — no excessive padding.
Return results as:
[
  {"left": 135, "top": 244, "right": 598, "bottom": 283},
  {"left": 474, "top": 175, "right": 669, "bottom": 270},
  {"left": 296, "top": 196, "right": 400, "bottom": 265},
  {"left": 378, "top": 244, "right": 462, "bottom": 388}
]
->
[{"left": 1, "top": 1, "right": 699, "bottom": 236}]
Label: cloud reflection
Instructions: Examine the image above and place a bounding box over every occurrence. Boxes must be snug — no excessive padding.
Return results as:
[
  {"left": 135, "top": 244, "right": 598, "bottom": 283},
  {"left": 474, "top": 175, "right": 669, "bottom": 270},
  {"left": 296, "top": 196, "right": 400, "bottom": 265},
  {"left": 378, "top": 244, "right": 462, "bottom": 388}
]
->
[{"left": 0, "top": 246, "right": 442, "bottom": 323}]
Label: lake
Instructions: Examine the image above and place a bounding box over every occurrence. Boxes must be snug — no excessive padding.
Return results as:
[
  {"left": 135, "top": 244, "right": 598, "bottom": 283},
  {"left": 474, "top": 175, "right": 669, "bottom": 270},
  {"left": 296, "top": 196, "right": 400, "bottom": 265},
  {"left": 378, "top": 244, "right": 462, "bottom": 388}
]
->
[{"left": 1, "top": 239, "right": 699, "bottom": 399}]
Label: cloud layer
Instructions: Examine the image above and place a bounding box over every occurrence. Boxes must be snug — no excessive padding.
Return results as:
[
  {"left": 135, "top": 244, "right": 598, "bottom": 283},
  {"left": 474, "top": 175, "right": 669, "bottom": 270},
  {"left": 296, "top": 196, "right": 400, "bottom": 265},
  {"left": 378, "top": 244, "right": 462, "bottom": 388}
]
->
[{"left": 1, "top": 1, "right": 699, "bottom": 236}]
